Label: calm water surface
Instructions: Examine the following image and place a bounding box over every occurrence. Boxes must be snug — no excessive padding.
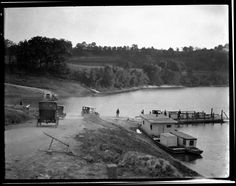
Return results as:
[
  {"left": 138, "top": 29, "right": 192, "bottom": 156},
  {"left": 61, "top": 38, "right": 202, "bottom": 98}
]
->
[{"left": 61, "top": 87, "right": 230, "bottom": 178}]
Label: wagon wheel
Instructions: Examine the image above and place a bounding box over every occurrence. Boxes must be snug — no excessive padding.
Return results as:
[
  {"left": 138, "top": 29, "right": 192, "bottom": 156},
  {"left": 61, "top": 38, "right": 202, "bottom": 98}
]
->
[
  {"left": 55, "top": 119, "right": 59, "bottom": 128},
  {"left": 36, "top": 119, "right": 40, "bottom": 127}
]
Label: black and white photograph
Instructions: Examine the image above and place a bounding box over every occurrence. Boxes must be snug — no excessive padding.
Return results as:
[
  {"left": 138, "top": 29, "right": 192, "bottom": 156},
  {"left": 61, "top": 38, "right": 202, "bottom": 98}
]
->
[{"left": 3, "top": 1, "right": 234, "bottom": 184}]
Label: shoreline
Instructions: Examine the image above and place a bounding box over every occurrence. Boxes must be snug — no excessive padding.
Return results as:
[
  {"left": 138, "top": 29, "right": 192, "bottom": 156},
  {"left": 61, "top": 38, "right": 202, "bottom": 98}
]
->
[
  {"left": 91, "top": 85, "right": 186, "bottom": 96},
  {"left": 88, "top": 84, "right": 229, "bottom": 97}
]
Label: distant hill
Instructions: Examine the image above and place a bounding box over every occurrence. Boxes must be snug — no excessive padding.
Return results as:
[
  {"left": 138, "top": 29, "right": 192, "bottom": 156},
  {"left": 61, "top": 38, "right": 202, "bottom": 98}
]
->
[{"left": 5, "top": 37, "right": 229, "bottom": 89}]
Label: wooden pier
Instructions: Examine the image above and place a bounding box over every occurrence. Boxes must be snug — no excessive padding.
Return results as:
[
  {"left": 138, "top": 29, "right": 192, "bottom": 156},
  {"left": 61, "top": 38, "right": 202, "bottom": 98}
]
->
[{"left": 164, "top": 109, "right": 228, "bottom": 124}]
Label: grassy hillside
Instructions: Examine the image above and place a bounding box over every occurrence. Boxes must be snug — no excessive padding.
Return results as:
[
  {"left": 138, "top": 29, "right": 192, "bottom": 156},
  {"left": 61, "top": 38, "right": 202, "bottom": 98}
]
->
[
  {"left": 64, "top": 51, "right": 229, "bottom": 87},
  {"left": 5, "top": 73, "right": 92, "bottom": 99},
  {"left": 4, "top": 84, "right": 42, "bottom": 126},
  {"left": 5, "top": 105, "right": 33, "bottom": 126},
  {"left": 4, "top": 73, "right": 93, "bottom": 126}
]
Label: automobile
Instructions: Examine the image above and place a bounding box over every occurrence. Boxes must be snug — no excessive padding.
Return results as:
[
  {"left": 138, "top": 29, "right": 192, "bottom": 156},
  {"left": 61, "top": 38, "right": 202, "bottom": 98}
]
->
[
  {"left": 81, "top": 106, "right": 99, "bottom": 116},
  {"left": 57, "top": 105, "right": 66, "bottom": 119}
]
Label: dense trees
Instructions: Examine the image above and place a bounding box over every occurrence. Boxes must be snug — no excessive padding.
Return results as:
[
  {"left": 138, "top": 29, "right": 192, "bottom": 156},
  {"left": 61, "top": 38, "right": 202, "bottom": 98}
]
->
[
  {"left": 5, "top": 36, "right": 72, "bottom": 73},
  {"left": 69, "top": 66, "right": 149, "bottom": 89},
  {"left": 4, "top": 36, "right": 229, "bottom": 89}
]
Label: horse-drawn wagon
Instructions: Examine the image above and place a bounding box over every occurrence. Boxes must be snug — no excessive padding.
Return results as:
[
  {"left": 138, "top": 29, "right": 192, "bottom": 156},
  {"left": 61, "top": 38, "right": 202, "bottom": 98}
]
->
[{"left": 37, "top": 101, "right": 59, "bottom": 128}]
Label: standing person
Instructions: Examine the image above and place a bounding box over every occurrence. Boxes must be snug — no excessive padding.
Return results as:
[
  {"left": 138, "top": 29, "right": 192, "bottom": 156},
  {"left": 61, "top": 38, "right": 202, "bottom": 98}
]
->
[
  {"left": 141, "top": 109, "right": 144, "bottom": 114},
  {"left": 116, "top": 108, "right": 120, "bottom": 117},
  {"left": 164, "top": 110, "right": 167, "bottom": 116},
  {"left": 178, "top": 110, "right": 181, "bottom": 119}
]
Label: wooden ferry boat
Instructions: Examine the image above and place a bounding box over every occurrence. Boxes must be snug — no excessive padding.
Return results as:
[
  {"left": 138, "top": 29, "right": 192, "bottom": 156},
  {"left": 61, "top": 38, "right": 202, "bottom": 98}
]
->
[{"left": 166, "top": 109, "right": 227, "bottom": 124}]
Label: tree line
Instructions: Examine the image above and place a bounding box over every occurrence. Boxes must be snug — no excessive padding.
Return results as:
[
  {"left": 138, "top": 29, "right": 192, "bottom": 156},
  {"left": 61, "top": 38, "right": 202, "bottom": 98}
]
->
[
  {"left": 5, "top": 36, "right": 72, "bottom": 73},
  {"left": 5, "top": 36, "right": 229, "bottom": 89}
]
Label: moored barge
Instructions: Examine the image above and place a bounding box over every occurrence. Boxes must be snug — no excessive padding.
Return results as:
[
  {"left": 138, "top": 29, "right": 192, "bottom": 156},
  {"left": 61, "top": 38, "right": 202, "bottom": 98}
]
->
[{"left": 138, "top": 113, "right": 203, "bottom": 156}]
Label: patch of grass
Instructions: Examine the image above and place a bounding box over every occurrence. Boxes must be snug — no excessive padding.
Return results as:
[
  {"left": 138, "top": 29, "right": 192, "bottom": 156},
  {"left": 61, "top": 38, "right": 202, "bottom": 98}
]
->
[
  {"left": 76, "top": 127, "right": 166, "bottom": 164},
  {"left": 66, "top": 63, "right": 104, "bottom": 71},
  {"left": 5, "top": 106, "right": 32, "bottom": 125},
  {"left": 75, "top": 127, "right": 201, "bottom": 178}
]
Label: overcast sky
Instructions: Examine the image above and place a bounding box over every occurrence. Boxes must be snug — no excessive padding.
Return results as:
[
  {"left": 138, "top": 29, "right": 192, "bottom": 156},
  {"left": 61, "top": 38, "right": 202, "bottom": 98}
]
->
[{"left": 4, "top": 5, "right": 229, "bottom": 49}]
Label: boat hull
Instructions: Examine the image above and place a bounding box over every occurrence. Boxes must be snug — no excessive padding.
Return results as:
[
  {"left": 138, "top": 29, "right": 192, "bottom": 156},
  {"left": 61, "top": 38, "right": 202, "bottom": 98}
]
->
[
  {"left": 185, "top": 147, "right": 203, "bottom": 155},
  {"left": 153, "top": 140, "right": 186, "bottom": 154}
]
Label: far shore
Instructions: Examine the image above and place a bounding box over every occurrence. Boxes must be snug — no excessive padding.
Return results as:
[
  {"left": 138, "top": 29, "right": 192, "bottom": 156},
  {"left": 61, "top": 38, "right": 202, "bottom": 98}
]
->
[
  {"left": 90, "top": 85, "right": 186, "bottom": 96},
  {"left": 88, "top": 84, "right": 229, "bottom": 97}
]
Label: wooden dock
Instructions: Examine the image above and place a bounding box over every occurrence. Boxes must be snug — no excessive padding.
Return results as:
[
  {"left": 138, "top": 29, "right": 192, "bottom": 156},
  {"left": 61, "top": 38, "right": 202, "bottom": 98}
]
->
[{"left": 161, "top": 109, "right": 228, "bottom": 124}]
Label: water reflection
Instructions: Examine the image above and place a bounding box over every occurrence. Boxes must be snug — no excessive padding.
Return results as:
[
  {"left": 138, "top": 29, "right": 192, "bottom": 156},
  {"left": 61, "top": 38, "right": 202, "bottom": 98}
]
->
[{"left": 174, "top": 154, "right": 203, "bottom": 163}]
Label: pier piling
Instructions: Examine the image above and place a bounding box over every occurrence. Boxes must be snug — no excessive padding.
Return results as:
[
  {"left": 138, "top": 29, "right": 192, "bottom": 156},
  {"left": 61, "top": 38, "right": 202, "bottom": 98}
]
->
[{"left": 107, "top": 164, "right": 117, "bottom": 179}]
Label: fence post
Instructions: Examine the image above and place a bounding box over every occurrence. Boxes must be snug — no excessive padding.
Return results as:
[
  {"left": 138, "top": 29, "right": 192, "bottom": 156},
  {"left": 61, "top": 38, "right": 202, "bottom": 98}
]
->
[{"left": 107, "top": 164, "right": 117, "bottom": 179}]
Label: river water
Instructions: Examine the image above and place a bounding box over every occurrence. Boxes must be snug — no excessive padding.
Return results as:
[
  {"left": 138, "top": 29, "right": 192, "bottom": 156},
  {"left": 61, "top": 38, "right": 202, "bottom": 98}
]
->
[{"left": 61, "top": 87, "right": 230, "bottom": 178}]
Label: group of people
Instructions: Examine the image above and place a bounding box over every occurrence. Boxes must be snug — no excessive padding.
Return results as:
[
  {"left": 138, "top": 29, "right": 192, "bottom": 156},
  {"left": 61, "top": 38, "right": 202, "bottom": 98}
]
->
[
  {"left": 141, "top": 109, "right": 167, "bottom": 116},
  {"left": 116, "top": 108, "right": 182, "bottom": 118}
]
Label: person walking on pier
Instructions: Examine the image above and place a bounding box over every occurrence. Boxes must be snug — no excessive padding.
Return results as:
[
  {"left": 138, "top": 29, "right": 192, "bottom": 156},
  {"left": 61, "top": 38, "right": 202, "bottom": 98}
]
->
[
  {"left": 116, "top": 108, "right": 120, "bottom": 117},
  {"left": 178, "top": 110, "right": 181, "bottom": 120}
]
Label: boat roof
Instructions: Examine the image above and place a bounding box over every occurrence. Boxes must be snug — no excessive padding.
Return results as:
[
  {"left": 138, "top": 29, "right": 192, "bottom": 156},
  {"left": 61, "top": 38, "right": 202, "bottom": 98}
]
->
[
  {"left": 82, "top": 106, "right": 96, "bottom": 109},
  {"left": 160, "top": 133, "right": 176, "bottom": 137},
  {"left": 170, "top": 130, "right": 197, "bottom": 140},
  {"left": 140, "top": 114, "right": 177, "bottom": 124}
]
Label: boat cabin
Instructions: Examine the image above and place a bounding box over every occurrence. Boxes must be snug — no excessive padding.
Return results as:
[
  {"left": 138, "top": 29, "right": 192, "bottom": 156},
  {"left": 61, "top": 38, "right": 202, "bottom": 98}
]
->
[
  {"left": 170, "top": 130, "right": 197, "bottom": 148},
  {"left": 140, "top": 114, "right": 177, "bottom": 137},
  {"left": 160, "top": 133, "right": 177, "bottom": 147}
]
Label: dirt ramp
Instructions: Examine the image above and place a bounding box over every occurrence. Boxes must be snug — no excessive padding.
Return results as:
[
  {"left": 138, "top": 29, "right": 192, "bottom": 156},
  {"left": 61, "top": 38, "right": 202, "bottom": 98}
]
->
[{"left": 83, "top": 114, "right": 117, "bottom": 129}]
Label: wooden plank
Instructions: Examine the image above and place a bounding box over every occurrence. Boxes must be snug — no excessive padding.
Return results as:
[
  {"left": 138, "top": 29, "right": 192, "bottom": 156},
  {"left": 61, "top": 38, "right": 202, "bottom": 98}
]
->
[{"left": 43, "top": 132, "right": 69, "bottom": 147}]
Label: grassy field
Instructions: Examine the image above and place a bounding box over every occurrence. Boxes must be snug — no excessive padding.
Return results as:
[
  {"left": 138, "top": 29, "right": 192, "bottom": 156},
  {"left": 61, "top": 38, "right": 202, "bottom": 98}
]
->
[
  {"left": 66, "top": 63, "right": 104, "bottom": 71},
  {"left": 66, "top": 55, "right": 126, "bottom": 68}
]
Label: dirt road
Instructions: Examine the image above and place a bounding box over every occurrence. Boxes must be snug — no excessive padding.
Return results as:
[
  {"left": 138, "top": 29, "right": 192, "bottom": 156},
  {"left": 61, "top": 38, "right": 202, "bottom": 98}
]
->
[
  {"left": 5, "top": 117, "right": 82, "bottom": 161},
  {"left": 5, "top": 115, "right": 90, "bottom": 178}
]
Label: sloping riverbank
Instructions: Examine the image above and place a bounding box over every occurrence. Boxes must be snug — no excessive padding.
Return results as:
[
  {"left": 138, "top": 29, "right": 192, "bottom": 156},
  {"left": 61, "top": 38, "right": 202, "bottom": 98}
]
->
[
  {"left": 4, "top": 74, "right": 203, "bottom": 180},
  {"left": 5, "top": 114, "right": 201, "bottom": 179}
]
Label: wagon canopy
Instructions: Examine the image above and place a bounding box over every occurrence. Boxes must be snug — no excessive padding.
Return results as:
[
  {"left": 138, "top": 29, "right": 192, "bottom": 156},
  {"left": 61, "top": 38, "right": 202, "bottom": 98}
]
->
[{"left": 39, "top": 101, "right": 57, "bottom": 110}]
